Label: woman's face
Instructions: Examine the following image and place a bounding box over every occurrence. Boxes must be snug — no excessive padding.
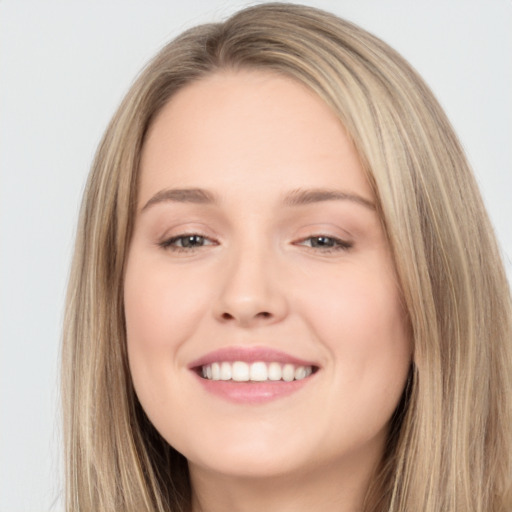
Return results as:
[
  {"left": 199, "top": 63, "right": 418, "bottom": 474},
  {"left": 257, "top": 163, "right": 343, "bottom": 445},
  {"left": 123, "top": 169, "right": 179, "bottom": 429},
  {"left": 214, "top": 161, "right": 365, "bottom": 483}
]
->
[{"left": 124, "top": 70, "right": 411, "bottom": 483}]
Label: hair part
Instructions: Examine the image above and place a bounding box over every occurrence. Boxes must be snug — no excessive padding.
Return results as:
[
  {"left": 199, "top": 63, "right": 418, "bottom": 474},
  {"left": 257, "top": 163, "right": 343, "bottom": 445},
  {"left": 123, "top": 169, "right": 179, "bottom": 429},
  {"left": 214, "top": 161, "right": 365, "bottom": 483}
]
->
[{"left": 62, "top": 3, "right": 512, "bottom": 511}]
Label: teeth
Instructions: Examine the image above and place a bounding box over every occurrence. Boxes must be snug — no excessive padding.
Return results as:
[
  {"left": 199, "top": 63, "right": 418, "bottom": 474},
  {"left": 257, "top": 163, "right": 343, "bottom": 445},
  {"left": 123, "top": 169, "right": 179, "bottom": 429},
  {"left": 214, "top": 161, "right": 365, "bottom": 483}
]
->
[
  {"left": 282, "top": 364, "right": 295, "bottom": 382},
  {"left": 295, "top": 366, "right": 311, "bottom": 380},
  {"left": 232, "top": 361, "right": 249, "bottom": 381},
  {"left": 220, "top": 361, "right": 232, "bottom": 380},
  {"left": 250, "top": 361, "right": 268, "bottom": 381},
  {"left": 268, "top": 362, "right": 282, "bottom": 381},
  {"left": 200, "top": 361, "right": 314, "bottom": 382},
  {"left": 211, "top": 362, "right": 220, "bottom": 380}
]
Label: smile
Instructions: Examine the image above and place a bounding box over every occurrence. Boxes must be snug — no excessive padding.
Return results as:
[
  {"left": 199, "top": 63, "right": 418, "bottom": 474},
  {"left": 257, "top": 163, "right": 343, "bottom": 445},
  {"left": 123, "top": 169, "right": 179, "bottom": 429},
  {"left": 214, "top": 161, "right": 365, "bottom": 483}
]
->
[
  {"left": 189, "top": 347, "right": 319, "bottom": 403},
  {"left": 201, "top": 361, "right": 315, "bottom": 382}
]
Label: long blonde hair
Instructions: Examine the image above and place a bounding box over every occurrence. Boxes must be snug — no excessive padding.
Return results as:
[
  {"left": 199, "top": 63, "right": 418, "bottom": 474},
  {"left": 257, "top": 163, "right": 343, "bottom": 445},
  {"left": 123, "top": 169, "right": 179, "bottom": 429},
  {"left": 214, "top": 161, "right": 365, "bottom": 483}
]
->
[{"left": 62, "top": 3, "right": 512, "bottom": 511}]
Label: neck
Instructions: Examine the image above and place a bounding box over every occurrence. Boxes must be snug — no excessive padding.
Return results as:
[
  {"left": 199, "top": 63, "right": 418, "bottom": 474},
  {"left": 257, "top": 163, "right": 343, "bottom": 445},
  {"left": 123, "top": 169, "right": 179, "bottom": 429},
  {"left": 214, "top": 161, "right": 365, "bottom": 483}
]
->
[{"left": 189, "top": 458, "right": 379, "bottom": 512}]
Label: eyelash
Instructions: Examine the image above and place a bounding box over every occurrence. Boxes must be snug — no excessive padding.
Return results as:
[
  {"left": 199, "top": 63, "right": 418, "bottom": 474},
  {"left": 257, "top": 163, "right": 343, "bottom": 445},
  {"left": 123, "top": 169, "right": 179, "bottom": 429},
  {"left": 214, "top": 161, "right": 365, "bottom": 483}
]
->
[
  {"left": 296, "top": 235, "right": 353, "bottom": 253},
  {"left": 158, "top": 233, "right": 353, "bottom": 254},
  {"left": 158, "top": 233, "right": 216, "bottom": 253}
]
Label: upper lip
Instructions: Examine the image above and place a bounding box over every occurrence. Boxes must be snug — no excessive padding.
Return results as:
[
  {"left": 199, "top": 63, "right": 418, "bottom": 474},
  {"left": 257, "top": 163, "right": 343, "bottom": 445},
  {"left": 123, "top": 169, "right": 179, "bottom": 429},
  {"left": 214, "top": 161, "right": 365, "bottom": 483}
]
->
[{"left": 188, "top": 346, "right": 319, "bottom": 369}]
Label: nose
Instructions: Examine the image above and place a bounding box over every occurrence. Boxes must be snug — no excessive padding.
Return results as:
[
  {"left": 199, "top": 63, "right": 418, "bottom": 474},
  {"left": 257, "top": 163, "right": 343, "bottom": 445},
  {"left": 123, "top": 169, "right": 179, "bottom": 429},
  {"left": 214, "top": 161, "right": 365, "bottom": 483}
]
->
[{"left": 213, "top": 246, "right": 289, "bottom": 328}]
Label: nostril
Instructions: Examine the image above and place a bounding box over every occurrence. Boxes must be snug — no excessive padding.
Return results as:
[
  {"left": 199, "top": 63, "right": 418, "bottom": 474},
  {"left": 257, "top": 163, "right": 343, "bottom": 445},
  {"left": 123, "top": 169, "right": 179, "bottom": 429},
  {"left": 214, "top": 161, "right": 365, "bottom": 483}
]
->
[{"left": 219, "top": 311, "right": 272, "bottom": 322}]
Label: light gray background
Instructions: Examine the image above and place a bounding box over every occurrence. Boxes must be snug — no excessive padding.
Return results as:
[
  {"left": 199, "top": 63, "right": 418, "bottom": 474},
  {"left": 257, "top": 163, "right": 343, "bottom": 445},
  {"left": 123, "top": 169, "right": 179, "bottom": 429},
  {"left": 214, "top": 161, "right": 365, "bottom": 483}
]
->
[{"left": 1, "top": 1, "right": 510, "bottom": 510}]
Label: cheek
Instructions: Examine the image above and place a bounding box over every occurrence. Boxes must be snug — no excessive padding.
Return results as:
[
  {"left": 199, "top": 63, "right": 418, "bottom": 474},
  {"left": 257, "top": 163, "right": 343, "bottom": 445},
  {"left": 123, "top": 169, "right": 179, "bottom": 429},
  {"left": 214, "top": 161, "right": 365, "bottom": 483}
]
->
[
  {"left": 301, "top": 263, "right": 411, "bottom": 404},
  {"left": 123, "top": 252, "right": 212, "bottom": 416},
  {"left": 124, "top": 258, "right": 172, "bottom": 409},
  {"left": 124, "top": 254, "right": 211, "bottom": 354},
  {"left": 303, "top": 262, "right": 407, "bottom": 341},
  {"left": 123, "top": 251, "right": 214, "bottom": 432},
  {"left": 124, "top": 275, "right": 175, "bottom": 359}
]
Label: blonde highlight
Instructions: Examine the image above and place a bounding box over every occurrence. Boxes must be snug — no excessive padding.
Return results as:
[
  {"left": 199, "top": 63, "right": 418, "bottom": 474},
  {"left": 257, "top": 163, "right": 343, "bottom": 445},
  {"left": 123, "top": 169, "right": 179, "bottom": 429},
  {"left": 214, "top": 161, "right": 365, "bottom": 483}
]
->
[{"left": 62, "top": 4, "right": 512, "bottom": 511}]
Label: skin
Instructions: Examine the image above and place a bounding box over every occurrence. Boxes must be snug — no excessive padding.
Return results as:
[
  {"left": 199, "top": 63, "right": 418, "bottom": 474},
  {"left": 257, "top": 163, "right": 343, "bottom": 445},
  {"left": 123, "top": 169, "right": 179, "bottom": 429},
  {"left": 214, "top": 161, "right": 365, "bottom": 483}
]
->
[{"left": 124, "top": 70, "right": 412, "bottom": 512}]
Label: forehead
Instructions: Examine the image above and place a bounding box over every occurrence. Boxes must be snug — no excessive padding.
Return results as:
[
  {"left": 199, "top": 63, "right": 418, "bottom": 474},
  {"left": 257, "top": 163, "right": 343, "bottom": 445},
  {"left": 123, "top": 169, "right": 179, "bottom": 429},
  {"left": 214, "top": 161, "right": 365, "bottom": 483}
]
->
[{"left": 138, "top": 69, "right": 373, "bottom": 206}]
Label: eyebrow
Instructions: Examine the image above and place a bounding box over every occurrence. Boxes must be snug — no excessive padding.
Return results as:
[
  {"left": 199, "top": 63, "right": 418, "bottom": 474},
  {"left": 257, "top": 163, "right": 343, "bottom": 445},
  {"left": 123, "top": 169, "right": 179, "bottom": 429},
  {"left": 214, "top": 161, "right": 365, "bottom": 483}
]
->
[
  {"left": 283, "top": 188, "right": 376, "bottom": 210},
  {"left": 141, "top": 186, "right": 376, "bottom": 212},
  {"left": 141, "top": 188, "right": 217, "bottom": 212}
]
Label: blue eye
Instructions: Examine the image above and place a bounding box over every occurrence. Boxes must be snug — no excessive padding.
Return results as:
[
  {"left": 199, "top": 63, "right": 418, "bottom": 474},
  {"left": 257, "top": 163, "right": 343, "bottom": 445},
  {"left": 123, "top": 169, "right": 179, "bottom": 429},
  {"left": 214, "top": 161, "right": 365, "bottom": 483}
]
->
[
  {"left": 159, "top": 234, "right": 216, "bottom": 251},
  {"left": 175, "top": 235, "right": 206, "bottom": 248},
  {"left": 299, "top": 235, "right": 352, "bottom": 252}
]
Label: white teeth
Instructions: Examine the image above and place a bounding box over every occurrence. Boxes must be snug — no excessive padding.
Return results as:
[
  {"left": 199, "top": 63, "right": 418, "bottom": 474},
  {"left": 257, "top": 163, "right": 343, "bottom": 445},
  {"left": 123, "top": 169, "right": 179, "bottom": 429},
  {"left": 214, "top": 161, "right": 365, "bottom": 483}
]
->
[
  {"left": 211, "top": 362, "right": 220, "bottom": 380},
  {"left": 294, "top": 366, "right": 307, "bottom": 380},
  {"left": 268, "top": 362, "right": 282, "bottom": 381},
  {"left": 220, "top": 361, "right": 232, "bottom": 380},
  {"left": 282, "top": 364, "right": 295, "bottom": 382},
  {"left": 200, "top": 361, "right": 314, "bottom": 382},
  {"left": 250, "top": 361, "right": 268, "bottom": 381},
  {"left": 232, "top": 361, "right": 250, "bottom": 381}
]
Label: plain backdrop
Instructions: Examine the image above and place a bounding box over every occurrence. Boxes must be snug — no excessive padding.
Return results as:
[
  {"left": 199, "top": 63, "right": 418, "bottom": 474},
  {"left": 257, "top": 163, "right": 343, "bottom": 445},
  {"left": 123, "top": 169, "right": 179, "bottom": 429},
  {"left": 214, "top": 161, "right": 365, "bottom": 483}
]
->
[{"left": 1, "top": 1, "right": 510, "bottom": 510}]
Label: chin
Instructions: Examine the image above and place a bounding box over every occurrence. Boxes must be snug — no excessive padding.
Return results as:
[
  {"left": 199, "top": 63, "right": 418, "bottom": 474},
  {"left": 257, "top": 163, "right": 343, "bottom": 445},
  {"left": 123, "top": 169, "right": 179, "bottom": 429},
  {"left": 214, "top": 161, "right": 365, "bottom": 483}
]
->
[
  {"left": 176, "top": 424, "right": 316, "bottom": 479},
  {"left": 187, "top": 449, "right": 310, "bottom": 480}
]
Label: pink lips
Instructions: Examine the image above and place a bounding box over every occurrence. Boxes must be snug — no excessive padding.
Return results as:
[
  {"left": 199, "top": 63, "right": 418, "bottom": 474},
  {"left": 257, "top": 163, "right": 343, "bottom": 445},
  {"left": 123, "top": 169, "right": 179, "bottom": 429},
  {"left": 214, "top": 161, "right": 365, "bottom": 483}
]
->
[{"left": 189, "top": 346, "right": 318, "bottom": 404}]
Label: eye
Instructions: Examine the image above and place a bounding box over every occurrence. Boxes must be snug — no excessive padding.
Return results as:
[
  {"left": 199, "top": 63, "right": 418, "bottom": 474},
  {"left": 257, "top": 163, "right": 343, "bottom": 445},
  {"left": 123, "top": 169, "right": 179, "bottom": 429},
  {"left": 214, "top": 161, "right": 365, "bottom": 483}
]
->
[
  {"left": 159, "top": 233, "right": 217, "bottom": 252},
  {"left": 297, "top": 235, "right": 353, "bottom": 252}
]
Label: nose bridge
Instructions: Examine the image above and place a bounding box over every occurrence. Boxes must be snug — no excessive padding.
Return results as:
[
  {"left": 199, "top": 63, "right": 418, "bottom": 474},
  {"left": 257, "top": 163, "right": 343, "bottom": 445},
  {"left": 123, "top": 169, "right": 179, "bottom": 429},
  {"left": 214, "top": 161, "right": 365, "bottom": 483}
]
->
[{"left": 214, "top": 234, "right": 288, "bottom": 326}]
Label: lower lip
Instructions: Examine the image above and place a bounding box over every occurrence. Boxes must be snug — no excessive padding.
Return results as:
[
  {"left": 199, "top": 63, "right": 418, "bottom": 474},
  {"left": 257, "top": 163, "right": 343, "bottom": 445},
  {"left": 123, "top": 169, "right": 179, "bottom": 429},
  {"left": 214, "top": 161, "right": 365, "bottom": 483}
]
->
[{"left": 193, "top": 373, "right": 314, "bottom": 404}]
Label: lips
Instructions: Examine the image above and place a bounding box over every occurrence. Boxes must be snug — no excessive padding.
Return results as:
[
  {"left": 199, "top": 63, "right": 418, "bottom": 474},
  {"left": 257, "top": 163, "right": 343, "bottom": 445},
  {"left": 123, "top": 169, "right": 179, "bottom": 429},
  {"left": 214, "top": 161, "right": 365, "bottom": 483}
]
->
[{"left": 189, "top": 347, "right": 319, "bottom": 403}]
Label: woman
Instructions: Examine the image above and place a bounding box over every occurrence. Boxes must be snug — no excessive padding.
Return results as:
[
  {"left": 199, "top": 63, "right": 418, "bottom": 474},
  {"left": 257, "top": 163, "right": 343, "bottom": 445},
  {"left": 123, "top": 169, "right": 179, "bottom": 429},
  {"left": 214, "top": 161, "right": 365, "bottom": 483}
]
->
[{"left": 62, "top": 3, "right": 512, "bottom": 511}]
